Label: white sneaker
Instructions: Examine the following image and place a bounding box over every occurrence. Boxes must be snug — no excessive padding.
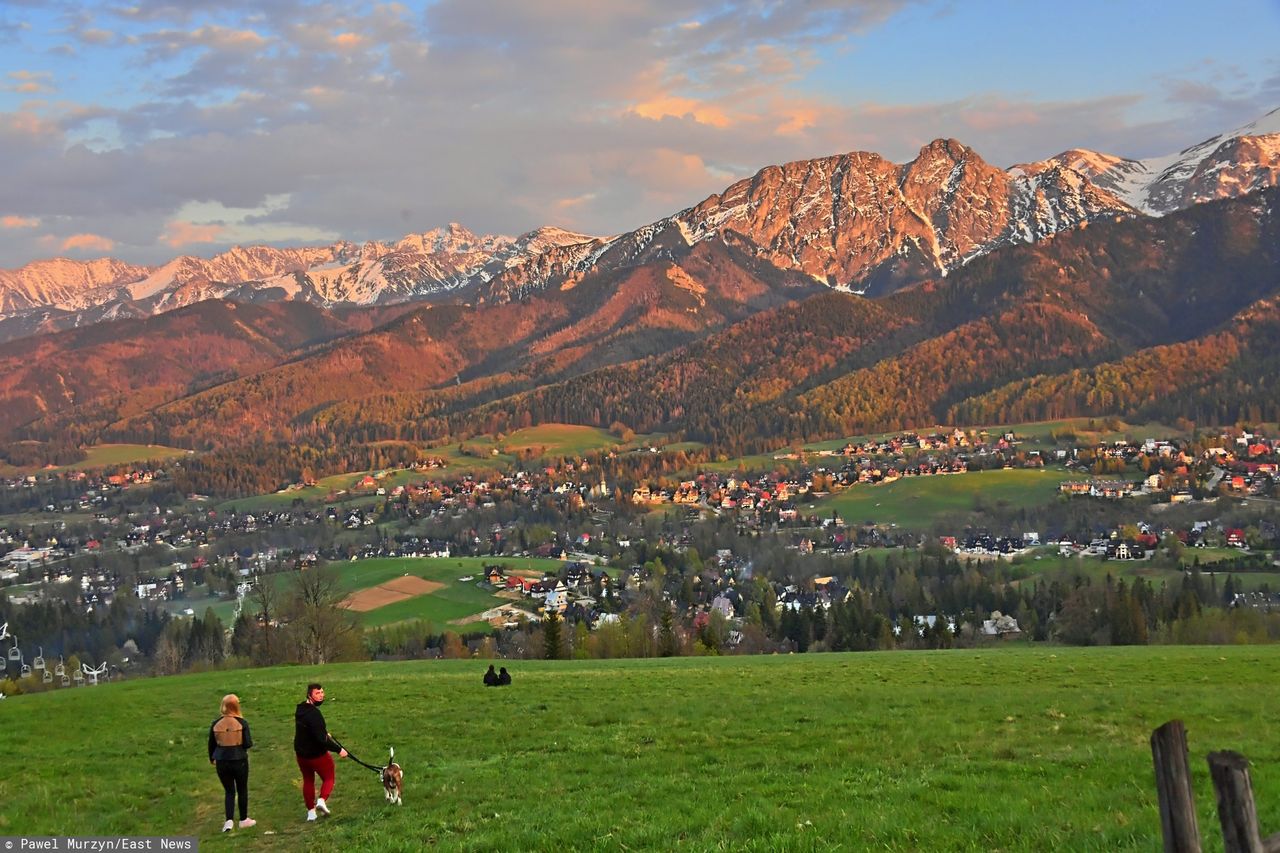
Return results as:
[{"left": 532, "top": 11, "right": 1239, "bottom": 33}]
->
[
  {"left": 315, "top": 798, "right": 330, "bottom": 816},
  {"left": 306, "top": 809, "right": 317, "bottom": 822},
  {"left": 222, "top": 820, "right": 234, "bottom": 833},
  {"left": 239, "top": 818, "right": 256, "bottom": 829}
]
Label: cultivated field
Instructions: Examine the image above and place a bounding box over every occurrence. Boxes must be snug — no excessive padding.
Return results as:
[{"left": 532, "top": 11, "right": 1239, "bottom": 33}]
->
[
  {"left": 182, "top": 557, "right": 560, "bottom": 627},
  {"left": 343, "top": 576, "right": 444, "bottom": 612},
  {"left": 0, "top": 646, "right": 1276, "bottom": 851}
]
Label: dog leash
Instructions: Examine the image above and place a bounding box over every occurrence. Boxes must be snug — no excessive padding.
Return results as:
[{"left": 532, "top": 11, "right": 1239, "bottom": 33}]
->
[{"left": 329, "top": 738, "right": 385, "bottom": 774}]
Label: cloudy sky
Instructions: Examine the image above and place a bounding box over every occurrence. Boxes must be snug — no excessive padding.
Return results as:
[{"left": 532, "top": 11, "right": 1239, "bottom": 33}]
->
[{"left": 2, "top": 0, "right": 1278, "bottom": 269}]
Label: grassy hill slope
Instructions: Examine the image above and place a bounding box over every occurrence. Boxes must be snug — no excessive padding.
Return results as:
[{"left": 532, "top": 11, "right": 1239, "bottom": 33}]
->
[{"left": 2, "top": 647, "right": 1277, "bottom": 850}]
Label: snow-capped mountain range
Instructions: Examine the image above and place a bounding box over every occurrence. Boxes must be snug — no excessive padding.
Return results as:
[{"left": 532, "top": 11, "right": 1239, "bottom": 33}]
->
[
  {"left": 1, "top": 108, "right": 1277, "bottom": 331},
  {"left": 0, "top": 224, "right": 593, "bottom": 316},
  {"left": 1016, "top": 108, "right": 1280, "bottom": 215},
  {"left": 477, "top": 137, "right": 1131, "bottom": 303}
]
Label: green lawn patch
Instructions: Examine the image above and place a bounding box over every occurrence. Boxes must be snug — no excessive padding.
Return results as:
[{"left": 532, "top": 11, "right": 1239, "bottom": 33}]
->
[
  {"left": 501, "top": 424, "right": 617, "bottom": 456},
  {"left": 1009, "top": 418, "right": 1189, "bottom": 449},
  {"left": 1006, "top": 551, "right": 1280, "bottom": 593},
  {"left": 1181, "top": 547, "right": 1254, "bottom": 566},
  {"left": 0, "top": 443, "right": 190, "bottom": 475},
  {"left": 817, "top": 468, "right": 1087, "bottom": 530}
]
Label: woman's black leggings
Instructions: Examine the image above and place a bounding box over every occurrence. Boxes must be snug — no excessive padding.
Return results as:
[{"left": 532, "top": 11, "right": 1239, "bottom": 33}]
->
[{"left": 216, "top": 759, "right": 249, "bottom": 820}]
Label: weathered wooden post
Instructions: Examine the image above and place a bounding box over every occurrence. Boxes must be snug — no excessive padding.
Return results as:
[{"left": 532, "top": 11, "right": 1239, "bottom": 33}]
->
[
  {"left": 1207, "top": 750, "right": 1280, "bottom": 853},
  {"left": 1152, "top": 720, "right": 1202, "bottom": 853}
]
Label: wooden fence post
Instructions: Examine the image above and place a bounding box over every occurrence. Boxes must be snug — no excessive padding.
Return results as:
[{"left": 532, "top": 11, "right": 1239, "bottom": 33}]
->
[
  {"left": 1152, "top": 720, "right": 1202, "bottom": 853},
  {"left": 1206, "top": 750, "right": 1280, "bottom": 853}
]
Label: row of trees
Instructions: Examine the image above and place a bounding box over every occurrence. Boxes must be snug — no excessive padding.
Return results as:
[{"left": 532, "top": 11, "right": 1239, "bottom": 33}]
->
[
  {"left": 5, "top": 555, "right": 1277, "bottom": 693},
  {"left": 0, "top": 563, "right": 365, "bottom": 694}
]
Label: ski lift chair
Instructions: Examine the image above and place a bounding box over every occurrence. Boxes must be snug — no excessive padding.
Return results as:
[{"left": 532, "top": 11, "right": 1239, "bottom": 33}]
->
[{"left": 84, "top": 662, "right": 107, "bottom": 685}]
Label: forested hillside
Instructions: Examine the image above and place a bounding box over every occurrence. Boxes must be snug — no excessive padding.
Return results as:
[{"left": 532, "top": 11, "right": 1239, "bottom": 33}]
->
[{"left": 4, "top": 190, "right": 1278, "bottom": 493}]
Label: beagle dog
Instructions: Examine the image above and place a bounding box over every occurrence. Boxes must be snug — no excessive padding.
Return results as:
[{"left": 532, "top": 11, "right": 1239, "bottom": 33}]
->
[{"left": 381, "top": 747, "right": 403, "bottom": 805}]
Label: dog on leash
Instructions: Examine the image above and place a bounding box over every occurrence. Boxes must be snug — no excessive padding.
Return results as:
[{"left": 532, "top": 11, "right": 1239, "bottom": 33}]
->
[{"left": 381, "top": 747, "right": 403, "bottom": 805}]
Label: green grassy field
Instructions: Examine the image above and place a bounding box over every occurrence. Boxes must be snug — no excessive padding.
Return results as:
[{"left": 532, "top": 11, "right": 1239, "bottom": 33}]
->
[
  {"left": 500, "top": 424, "right": 619, "bottom": 455},
  {"left": 173, "top": 558, "right": 562, "bottom": 627},
  {"left": 1, "top": 646, "right": 1276, "bottom": 850},
  {"left": 442, "top": 423, "right": 620, "bottom": 465},
  {"left": 1007, "top": 551, "right": 1280, "bottom": 592},
  {"left": 331, "top": 556, "right": 558, "bottom": 628},
  {"left": 217, "top": 425, "right": 621, "bottom": 511},
  {"left": 999, "top": 419, "right": 1188, "bottom": 448},
  {"left": 215, "top": 472, "right": 402, "bottom": 513},
  {"left": 0, "top": 443, "right": 190, "bottom": 476},
  {"left": 816, "top": 468, "right": 1091, "bottom": 530},
  {"left": 698, "top": 418, "right": 1197, "bottom": 475}
]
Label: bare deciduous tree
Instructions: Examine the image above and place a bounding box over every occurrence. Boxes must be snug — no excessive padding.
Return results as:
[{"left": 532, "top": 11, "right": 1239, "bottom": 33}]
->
[
  {"left": 286, "top": 566, "right": 357, "bottom": 665},
  {"left": 251, "top": 577, "right": 282, "bottom": 665},
  {"left": 152, "top": 634, "right": 183, "bottom": 676}
]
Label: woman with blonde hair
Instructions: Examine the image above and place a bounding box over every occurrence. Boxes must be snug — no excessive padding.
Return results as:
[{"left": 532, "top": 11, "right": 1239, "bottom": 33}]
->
[{"left": 208, "top": 693, "right": 255, "bottom": 832}]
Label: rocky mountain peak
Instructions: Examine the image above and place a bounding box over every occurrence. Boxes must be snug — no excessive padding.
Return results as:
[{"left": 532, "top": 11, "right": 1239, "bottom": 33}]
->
[
  {"left": 3, "top": 110, "right": 1278, "bottom": 334},
  {"left": 1022, "top": 107, "right": 1280, "bottom": 215}
]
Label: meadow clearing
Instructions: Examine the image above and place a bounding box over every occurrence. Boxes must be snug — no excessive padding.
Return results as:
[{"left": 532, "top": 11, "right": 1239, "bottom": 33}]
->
[
  {"left": 814, "top": 467, "right": 1092, "bottom": 531},
  {"left": 1004, "top": 549, "right": 1280, "bottom": 593},
  {"left": 0, "top": 646, "right": 1276, "bottom": 851},
  {"left": 171, "top": 557, "right": 562, "bottom": 628},
  {"left": 211, "top": 424, "right": 630, "bottom": 512},
  {"left": 0, "top": 443, "right": 189, "bottom": 476}
]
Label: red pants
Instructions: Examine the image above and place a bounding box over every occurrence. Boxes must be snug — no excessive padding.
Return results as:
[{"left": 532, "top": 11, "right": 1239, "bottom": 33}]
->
[{"left": 296, "top": 753, "right": 335, "bottom": 809}]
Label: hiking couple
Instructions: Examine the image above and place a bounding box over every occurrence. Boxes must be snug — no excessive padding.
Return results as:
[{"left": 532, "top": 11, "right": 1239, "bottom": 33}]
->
[{"left": 207, "top": 681, "right": 349, "bottom": 833}]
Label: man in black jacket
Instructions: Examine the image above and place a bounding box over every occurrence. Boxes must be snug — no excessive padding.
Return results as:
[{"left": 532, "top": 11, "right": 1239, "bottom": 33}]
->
[{"left": 294, "top": 682, "right": 347, "bottom": 822}]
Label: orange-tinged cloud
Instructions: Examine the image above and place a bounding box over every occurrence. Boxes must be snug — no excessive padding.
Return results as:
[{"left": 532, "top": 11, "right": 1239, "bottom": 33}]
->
[
  {"left": 632, "top": 95, "right": 733, "bottom": 128},
  {"left": 6, "top": 71, "right": 54, "bottom": 95},
  {"left": 554, "top": 193, "right": 596, "bottom": 211},
  {"left": 1, "top": 215, "right": 39, "bottom": 229},
  {"left": 303, "top": 85, "right": 341, "bottom": 104},
  {"left": 626, "top": 149, "right": 714, "bottom": 189},
  {"left": 776, "top": 105, "right": 824, "bottom": 135},
  {"left": 332, "top": 32, "right": 365, "bottom": 49},
  {"left": 6, "top": 111, "right": 56, "bottom": 136},
  {"left": 964, "top": 107, "right": 1042, "bottom": 131},
  {"left": 192, "top": 26, "right": 267, "bottom": 49},
  {"left": 61, "top": 233, "right": 115, "bottom": 252},
  {"left": 162, "top": 220, "right": 225, "bottom": 248}
]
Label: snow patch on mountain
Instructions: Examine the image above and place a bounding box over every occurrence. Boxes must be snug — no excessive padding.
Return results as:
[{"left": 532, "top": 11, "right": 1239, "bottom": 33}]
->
[{"left": 1023, "top": 106, "right": 1280, "bottom": 215}]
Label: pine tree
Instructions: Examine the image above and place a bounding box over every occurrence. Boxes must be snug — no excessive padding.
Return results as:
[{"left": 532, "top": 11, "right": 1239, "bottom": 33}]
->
[
  {"left": 658, "top": 607, "right": 678, "bottom": 657},
  {"left": 543, "top": 610, "right": 563, "bottom": 660}
]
